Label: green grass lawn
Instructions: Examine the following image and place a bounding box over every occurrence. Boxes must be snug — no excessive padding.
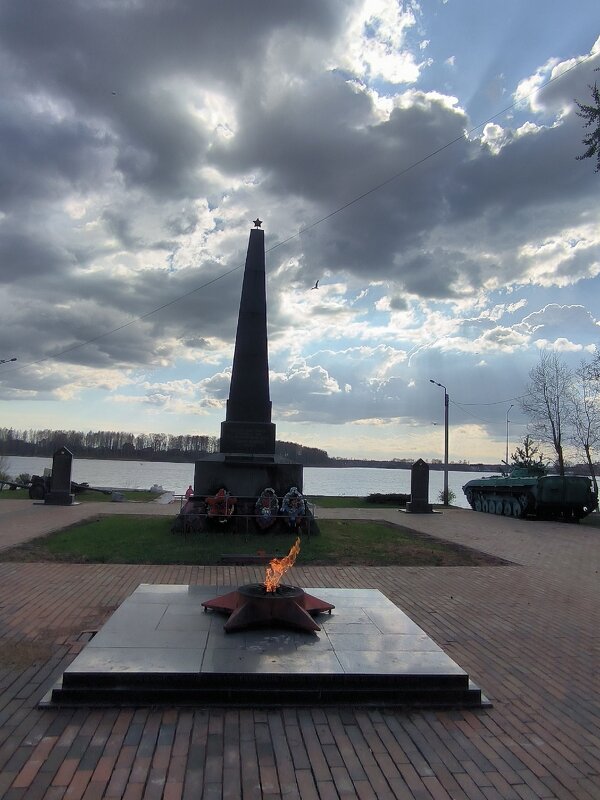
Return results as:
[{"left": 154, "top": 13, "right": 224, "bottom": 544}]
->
[
  {"left": 0, "top": 489, "right": 30, "bottom": 499},
  {"left": 0, "top": 514, "right": 502, "bottom": 567}
]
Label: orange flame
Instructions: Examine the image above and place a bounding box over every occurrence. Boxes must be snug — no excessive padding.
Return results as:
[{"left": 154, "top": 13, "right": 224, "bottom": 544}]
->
[{"left": 264, "top": 537, "right": 301, "bottom": 593}]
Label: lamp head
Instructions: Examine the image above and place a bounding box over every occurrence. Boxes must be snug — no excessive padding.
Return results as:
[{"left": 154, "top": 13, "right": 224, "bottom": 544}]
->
[{"left": 429, "top": 379, "right": 446, "bottom": 391}]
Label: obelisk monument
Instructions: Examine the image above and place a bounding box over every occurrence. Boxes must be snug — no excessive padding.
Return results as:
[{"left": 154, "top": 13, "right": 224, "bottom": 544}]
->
[
  {"left": 194, "top": 220, "right": 303, "bottom": 498},
  {"left": 219, "top": 220, "right": 275, "bottom": 454}
]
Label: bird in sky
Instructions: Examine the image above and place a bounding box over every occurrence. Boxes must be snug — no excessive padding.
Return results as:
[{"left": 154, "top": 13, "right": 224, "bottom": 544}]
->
[{"left": 311, "top": 279, "right": 320, "bottom": 290}]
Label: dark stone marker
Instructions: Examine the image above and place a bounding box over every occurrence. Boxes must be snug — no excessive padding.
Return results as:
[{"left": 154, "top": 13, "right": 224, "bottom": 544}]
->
[
  {"left": 44, "top": 446, "right": 75, "bottom": 505},
  {"left": 405, "top": 458, "right": 433, "bottom": 514},
  {"left": 195, "top": 222, "right": 303, "bottom": 498}
]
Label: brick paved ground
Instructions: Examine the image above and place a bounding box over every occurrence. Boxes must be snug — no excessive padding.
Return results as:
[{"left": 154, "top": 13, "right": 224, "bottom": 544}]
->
[{"left": 0, "top": 503, "right": 598, "bottom": 799}]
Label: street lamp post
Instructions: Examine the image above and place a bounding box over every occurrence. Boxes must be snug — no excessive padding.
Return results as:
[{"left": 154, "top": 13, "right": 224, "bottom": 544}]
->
[
  {"left": 430, "top": 379, "right": 449, "bottom": 505},
  {"left": 505, "top": 403, "right": 514, "bottom": 471}
]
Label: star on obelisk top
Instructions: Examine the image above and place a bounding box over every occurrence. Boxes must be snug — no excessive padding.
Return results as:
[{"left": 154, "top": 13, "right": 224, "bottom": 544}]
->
[{"left": 253, "top": 218, "right": 262, "bottom": 228}]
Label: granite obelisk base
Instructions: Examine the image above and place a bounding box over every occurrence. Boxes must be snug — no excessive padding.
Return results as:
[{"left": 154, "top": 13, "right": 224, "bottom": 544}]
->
[{"left": 194, "top": 453, "right": 303, "bottom": 498}]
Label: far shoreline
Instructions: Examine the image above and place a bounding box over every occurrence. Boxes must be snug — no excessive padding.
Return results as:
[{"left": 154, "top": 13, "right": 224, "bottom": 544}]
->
[{"left": 1, "top": 451, "right": 507, "bottom": 473}]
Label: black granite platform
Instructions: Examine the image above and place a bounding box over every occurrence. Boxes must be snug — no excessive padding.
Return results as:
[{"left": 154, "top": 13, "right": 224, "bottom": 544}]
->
[{"left": 42, "top": 585, "right": 488, "bottom": 708}]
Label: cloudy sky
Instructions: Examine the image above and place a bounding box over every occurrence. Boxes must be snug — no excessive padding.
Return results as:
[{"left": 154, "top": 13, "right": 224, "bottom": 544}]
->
[{"left": 0, "top": 1, "right": 599, "bottom": 463}]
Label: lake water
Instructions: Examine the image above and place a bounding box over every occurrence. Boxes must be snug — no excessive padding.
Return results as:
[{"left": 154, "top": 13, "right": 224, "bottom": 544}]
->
[{"left": 2, "top": 455, "right": 496, "bottom": 509}]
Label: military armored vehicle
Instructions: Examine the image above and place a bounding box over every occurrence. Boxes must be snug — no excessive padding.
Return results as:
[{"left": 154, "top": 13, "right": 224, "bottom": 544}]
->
[{"left": 462, "top": 466, "right": 597, "bottom": 521}]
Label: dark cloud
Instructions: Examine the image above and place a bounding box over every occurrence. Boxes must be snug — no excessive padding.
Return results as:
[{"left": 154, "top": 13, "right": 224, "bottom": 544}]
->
[
  {"left": 215, "top": 84, "right": 473, "bottom": 283},
  {"left": 0, "top": 0, "right": 347, "bottom": 90},
  {"left": 0, "top": 228, "right": 70, "bottom": 283},
  {"left": 2, "top": 260, "right": 245, "bottom": 367},
  {"left": 0, "top": 104, "right": 112, "bottom": 209},
  {"left": 517, "top": 304, "right": 600, "bottom": 342},
  {"left": 397, "top": 249, "right": 485, "bottom": 299},
  {"left": 211, "top": 71, "right": 376, "bottom": 201},
  {"left": 389, "top": 295, "right": 408, "bottom": 311}
]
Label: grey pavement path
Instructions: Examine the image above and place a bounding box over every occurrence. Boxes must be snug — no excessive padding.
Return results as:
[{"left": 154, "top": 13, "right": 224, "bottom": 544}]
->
[{"left": 316, "top": 505, "right": 600, "bottom": 572}]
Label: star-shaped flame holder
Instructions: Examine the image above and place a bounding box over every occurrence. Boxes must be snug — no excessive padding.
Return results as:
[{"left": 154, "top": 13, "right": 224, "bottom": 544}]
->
[{"left": 202, "top": 583, "right": 334, "bottom": 633}]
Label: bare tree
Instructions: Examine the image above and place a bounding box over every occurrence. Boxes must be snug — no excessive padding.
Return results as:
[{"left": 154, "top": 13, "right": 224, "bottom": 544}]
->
[
  {"left": 569, "top": 360, "right": 600, "bottom": 494},
  {"left": 520, "top": 351, "right": 572, "bottom": 476},
  {"left": 589, "top": 346, "right": 600, "bottom": 380}
]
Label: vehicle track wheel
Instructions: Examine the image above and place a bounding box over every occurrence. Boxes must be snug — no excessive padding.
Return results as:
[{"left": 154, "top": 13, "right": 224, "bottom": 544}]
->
[
  {"left": 512, "top": 499, "right": 522, "bottom": 517},
  {"left": 495, "top": 500, "right": 503, "bottom": 515},
  {"left": 503, "top": 500, "right": 512, "bottom": 516},
  {"left": 488, "top": 499, "right": 495, "bottom": 513},
  {"left": 482, "top": 499, "right": 489, "bottom": 513},
  {"left": 474, "top": 497, "right": 482, "bottom": 512}
]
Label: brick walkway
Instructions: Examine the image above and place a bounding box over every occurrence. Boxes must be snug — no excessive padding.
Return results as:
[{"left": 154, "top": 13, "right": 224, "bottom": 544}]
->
[{"left": 0, "top": 503, "right": 598, "bottom": 799}]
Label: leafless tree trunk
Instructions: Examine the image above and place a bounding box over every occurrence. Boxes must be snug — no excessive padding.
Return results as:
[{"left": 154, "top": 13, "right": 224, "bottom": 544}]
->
[
  {"left": 520, "top": 351, "right": 572, "bottom": 476},
  {"left": 569, "top": 361, "right": 600, "bottom": 495}
]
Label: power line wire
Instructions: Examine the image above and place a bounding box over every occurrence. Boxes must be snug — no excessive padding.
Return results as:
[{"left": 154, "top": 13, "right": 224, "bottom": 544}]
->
[
  {"left": 455, "top": 394, "right": 528, "bottom": 406},
  {"left": 450, "top": 398, "right": 528, "bottom": 426},
  {"left": 449, "top": 399, "right": 500, "bottom": 425}
]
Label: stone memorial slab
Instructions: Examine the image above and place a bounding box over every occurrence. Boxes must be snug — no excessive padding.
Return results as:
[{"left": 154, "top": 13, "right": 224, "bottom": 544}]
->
[
  {"left": 44, "top": 446, "right": 75, "bottom": 505},
  {"left": 405, "top": 458, "right": 434, "bottom": 513},
  {"left": 42, "top": 584, "right": 487, "bottom": 709}
]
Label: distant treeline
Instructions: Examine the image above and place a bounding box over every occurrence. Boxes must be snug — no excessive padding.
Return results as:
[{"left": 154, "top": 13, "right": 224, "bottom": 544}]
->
[
  {"left": 5, "top": 427, "right": 593, "bottom": 473},
  {"left": 0, "top": 427, "right": 331, "bottom": 466}
]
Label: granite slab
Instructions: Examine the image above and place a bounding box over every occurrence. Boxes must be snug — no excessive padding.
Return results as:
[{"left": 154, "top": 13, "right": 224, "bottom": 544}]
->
[{"left": 42, "top": 584, "right": 488, "bottom": 708}]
